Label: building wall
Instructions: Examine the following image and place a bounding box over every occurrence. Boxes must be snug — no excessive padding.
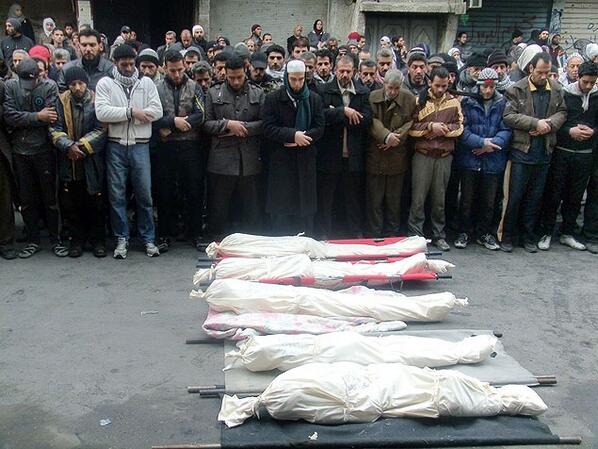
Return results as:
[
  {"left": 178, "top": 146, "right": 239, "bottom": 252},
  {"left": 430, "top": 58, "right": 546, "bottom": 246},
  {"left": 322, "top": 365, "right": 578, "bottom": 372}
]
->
[{"left": 558, "top": 0, "right": 598, "bottom": 53}]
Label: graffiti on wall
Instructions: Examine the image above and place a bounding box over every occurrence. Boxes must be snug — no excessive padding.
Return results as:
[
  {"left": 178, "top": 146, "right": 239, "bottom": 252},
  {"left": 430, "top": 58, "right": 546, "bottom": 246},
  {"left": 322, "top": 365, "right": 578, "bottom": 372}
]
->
[{"left": 459, "top": 13, "right": 541, "bottom": 49}]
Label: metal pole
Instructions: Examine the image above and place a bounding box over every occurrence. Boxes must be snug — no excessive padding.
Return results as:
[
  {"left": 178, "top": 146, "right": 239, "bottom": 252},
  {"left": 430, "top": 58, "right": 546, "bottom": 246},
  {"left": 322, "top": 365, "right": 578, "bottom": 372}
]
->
[
  {"left": 152, "top": 445, "right": 221, "bottom": 449},
  {"left": 187, "top": 385, "right": 225, "bottom": 393}
]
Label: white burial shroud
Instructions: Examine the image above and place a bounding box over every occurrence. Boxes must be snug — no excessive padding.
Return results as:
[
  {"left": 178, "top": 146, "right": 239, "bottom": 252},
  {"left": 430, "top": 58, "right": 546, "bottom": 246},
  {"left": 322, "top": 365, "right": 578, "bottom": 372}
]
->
[
  {"left": 193, "top": 279, "right": 467, "bottom": 322},
  {"left": 224, "top": 332, "right": 498, "bottom": 371},
  {"left": 205, "top": 233, "right": 428, "bottom": 259},
  {"left": 218, "top": 362, "right": 548, "bottom": 427}
]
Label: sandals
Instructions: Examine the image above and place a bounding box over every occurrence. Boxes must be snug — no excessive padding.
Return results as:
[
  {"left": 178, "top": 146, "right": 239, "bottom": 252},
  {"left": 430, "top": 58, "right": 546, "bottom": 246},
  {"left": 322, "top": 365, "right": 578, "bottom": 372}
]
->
[
  {"left": 18, "top": 242, "right": 41, "bottom": 259},
  {"left": 52, "top": 242, "right": 69, "bottom": 257}
]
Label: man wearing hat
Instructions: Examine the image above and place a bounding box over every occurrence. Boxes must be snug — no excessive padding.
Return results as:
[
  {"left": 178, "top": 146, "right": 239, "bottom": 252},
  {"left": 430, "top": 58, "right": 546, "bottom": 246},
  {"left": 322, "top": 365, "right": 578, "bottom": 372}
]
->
[
  {"left": 262, "top": 59, "right": 325, "bottom": 235},
  {"left": 487, "top": 50, "right": 513, "bottom": 94},
  {"left": 457, "top": 52, "right": 487, "bottom": 93},
  {"left": 58, "top": 28, "right": 113, "bottom": 92},
  {"left": 137, "top": 48, "right": 162, "bottom": 83},
  {"left": 95, "top": 43, "right": 163, "bottom": 259},
  {"left": 4, "top": 58, "right": 67, "bottom": 258},
  {"left": 183, "top": 46, "right": 203, "bottom": 76},
  {"left": 454, "top": 68, "right": 511, "bottom": 251},
  {"left": 50, "top": 66, "right": 107, "bottom": 257},
  {"left": 403, "top": 49, "right": 428, "bottom": 97},
  {"left": 316, "top": 54, "right": 373, "bottom": 238},
  {"left": 203, "top": 55, "right": 265, "bottom": 239},
  {"left": 192, "top": 25, "right": 207, "bottom": 52},
  {"left": 2, "top": 17, "right": 33, "bottom": 62},
  {"left": 248, "top": 51, "right": 278, "bottom": 92},
  {"left": 248, "top": 24, "right": 263, "bottom": 49}
]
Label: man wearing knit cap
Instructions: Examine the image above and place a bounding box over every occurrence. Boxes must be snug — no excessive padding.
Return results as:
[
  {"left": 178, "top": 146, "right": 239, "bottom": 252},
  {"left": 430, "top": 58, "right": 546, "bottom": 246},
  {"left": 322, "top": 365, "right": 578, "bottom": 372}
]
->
[
  {"left": 262, "top": 59, "right": 325, "bottom": 235},
  {"left": 58, "top": 28, "right": 113, "bottom": 92},
  {"left": 454, "top": 68, "right": 511, "bottom": 251},
  {"left": 316, "top": 54, "right": 373, "bottom": 238},
  {"left": 558, "top": 53, "right": 583, "bottom": 86},
  {"left": 4, "top": 57, "right": 65, "bottom": 258},
  {"left": 2, "top": 17, "right": 33, "bottom": 62},
  {"left": 487, "top": 50, "right": 513, "bottom": 93},
  {"left": 457, "top": 52, "right": 486, "bottom": 93},
  {"left": 137, "top": 48, "right": 162, "bottom": 83},
  {"left": 537, "top": 61, "right": 598, "bottom": 252},
  {"left": 403, "top": 50, "right": 428, "bottom": 97},
  {"left": 203, "top": 55, "right": 264, "bottom": 239},
  {"left": 95, "top": 42, "right": 163, "bottom": 259},
  {"left": 153, "top": 50, "right": 205, "bottom": 251},
  {"left": 500, "top": 52, "right": 566, "bottom": 253},
  {"left": 183, "top": 46, "right": 203, "bottom": 76},
  {"left": 50, "top": 66, "right": 107, "bottom": 257}
]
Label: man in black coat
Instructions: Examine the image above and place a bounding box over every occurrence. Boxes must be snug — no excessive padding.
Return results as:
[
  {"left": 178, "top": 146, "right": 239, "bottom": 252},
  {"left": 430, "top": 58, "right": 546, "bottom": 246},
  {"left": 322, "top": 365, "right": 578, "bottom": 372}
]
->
[
  {"left": 262, "top": 60, "right": 325, "bottom": 235},
  {"left": 1, "top": 18, "right": 33, "bottom": 62},
  {"left": 315, "top": 54, "right": 373, "bottom": 238}
]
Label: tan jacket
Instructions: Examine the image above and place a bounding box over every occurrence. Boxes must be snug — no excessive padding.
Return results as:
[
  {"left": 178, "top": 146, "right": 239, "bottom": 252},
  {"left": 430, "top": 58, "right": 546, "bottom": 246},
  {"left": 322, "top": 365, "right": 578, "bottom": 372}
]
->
[
  {"left": 503, "top": 77, "right": 567, "bottom": 153},
  {"left": 367, "top": 88, "right": 416, "bottom": 175}
]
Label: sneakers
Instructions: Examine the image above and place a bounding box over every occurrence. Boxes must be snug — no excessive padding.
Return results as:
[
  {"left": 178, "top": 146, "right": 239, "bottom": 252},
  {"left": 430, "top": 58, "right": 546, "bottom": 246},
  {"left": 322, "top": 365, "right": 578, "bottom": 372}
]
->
[
  {"left": 145, "top": 242, "right": 160, "bottom": 257},
  {"left": 586, "top": 242, "right": 598, "bottom": 254},
  {"left": 537, "top": 235, "right": 552, "bottom": 251},
  {"left": 477, "top": 234, "right": 500, "bottom": 251},
  {"left": 500, "top": 241, "right": 513, "bottom": 253},
  {"left": 157, "top": 237, "right": 170, "bottom": 253},
  {"left": 454, "top": 233, "right": 469, "bottom": 249},
  {"left": 559, "top": 234, "right": 586, "bottom": 251},
  {"left": 433, "top": 238, "right": 450, "bottom": 251},
  {"left": 113, "top": 238, "right": 129, "bottom": 259},
  {"left": 523, "top": 241, "right": 538, "bottom": 253}
]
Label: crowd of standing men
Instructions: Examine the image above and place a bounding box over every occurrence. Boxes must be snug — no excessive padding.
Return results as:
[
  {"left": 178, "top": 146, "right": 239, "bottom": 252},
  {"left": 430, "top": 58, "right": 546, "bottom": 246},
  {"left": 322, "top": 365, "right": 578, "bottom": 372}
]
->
[{"left": 1, "top": 4, "right": 598, "bottom": 261}]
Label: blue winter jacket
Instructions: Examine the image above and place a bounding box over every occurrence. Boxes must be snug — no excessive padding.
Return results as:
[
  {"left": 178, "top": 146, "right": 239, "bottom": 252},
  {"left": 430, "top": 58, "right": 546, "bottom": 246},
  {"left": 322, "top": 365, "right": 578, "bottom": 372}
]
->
[{"left": 456, "top": 92, "right": 512, "bottom": 174}]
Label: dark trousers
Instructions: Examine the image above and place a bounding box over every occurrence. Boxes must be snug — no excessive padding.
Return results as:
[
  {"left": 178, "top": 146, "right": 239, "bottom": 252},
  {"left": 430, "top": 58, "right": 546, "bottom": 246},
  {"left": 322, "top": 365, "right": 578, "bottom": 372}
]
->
[
  {"left": 13, "top": 151, "right": 60, "bottom": 244},
  {"left": 539, "top": 149, "right": 593, "bottom": 237},
  {"left": 365, "top": 172, "right": 404, "bottom": 237},
  {"left": 501, "top": 162, "right": 549, "bottom": 245},
  {"left": 583, "top": 153, "right": 598, "bottom": 243},
  {"left": 208, "top": 172, "right": 260, "bottom": 239},
  {"left": 155, "top": 142, "right": 206, "bottom": 239},
  {"left": 270, "top": 214, "right": 314, "bottom": 236},
  {"left": 59, "top": 180, "right": 105, "bottom": 244},
  {"left": 317, "top": 161, "right": 364, "bottom": 238},
  {"left": 0, "top": 154, "right": 15, "bottom": 247},
  {"left": 458, "top": 170, "right": 500, "bottom": 236},
  {"left": 445, "top": 160, "right": 461, "bottom": 229}
]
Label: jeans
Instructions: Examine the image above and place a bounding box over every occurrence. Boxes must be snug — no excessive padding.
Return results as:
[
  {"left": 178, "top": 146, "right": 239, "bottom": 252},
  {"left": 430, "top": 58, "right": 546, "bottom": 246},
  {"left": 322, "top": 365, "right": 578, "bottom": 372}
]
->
[
  {"left": 458, "top": 169, "right": 500, "bottom": 237},
  {"left": 408, "top": 152, "right": 453, "bottom": 240},
  {"left": 106, "top": 142, "right": 155, "bottom": 243},
  {"left": 13, "top": 150, "right": 61, "bottom": 244},
  {"left": 539, "top": 149, "right": 593, "bottom": 237},
  {"left": 501, "top": 161, "right": 549, "bottom": 245}
]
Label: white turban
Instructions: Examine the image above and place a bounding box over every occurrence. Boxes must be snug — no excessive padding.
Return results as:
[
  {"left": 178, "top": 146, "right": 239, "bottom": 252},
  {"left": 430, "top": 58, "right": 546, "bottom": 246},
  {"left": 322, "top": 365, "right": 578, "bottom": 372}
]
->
[
  {"left": 586, "top": 43, "right": 598, "bottom": 61},
  {"left": 192, "top": 25, "right": 204, "bottom": 34},
  {"left": 517, "top": 44, "right": 542, "bottom": 74},
  {"left": 286, "top": 59, "right": 306, "bottom": 74}
]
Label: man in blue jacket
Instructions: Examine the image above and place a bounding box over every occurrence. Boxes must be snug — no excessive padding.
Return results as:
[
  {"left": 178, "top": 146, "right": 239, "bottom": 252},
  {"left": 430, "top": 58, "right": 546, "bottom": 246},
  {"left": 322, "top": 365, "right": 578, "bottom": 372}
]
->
[{"left": 454, "top": 68, "right": 512, "bottom": 250}]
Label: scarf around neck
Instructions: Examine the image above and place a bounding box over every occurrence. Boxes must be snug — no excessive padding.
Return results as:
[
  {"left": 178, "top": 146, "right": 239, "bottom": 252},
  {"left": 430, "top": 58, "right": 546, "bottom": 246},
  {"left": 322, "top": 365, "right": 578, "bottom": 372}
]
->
[
  {"left": 564, "top": 81, "right": 598, "bottom": 112},
  {"left": 266, "top": 66, "right": 285, "bottom": 81},
  {"left": 284, "top": 71, "right": 311, "bottom": 131},
  {"left": 112, "top": 66, "right": 139, "bottom": 89}
]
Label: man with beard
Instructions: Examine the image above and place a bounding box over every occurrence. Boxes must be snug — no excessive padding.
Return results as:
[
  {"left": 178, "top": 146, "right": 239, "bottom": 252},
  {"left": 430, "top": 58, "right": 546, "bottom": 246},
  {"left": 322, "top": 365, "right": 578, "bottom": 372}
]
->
[
  {"left": 183, "top": 47, "right": 202, "bottom": 76},
  {"left": 537, "top": 62, "right": 598, "bottom": 252},
  {"left": 558, "top": 54, "right": 583, "bottom": 86},
  {"left": 403, "top": 51, "right": 427, "bottom": 97},
  {"left": 298, "top": 51, "right": 319, "bottom": 91},
  {"left": 265, "top": 44, "right": 285, "bottom": 82},
  {"left": 153, "top": 50, "right": 205, "bottom": 251},
  {"left": 192, "top": 25, "right": 208, "bottom": 52},
  {"left": 316, "top": 54, "right": 373, "bottom": 238},
  {"left": 137, "top": 48, "right": 162, "bottom": 83},
  {"left": 248, "top": 51, "right": 278, "bottom": 92},
  {"left": 4, "top": 58, "right": 65, "bottom": 258},
  {"left": 457, "top": 52, "right": 486, "bottom": 93},
  {"left": 212, "top": 52, "right": 230, "bottom": 83},
  {"left": 1, "top": 18, "right": 33, "bottom": 62},
  {"left": 58, "top": 28, "right": 113, "bottom": 92},
  {"left": 95, "top": 44, "right": 163, "bottom": 259},
  {"left": 374, "top": 48, "right": 393, "bottom": 86},
  {"left": 357, "top": 59, "right": 381, "bottom": 92},
  {"left": 366, "top": 69, "right": 416, "bottom": 238},
  {"left": 500, "top": 52, "right": 566, "bottom": 253},
  {"left": 50, "top": 66, "right": 107, "bottom": 258},
  {"left": 487, "top": 50, "right": 513, "bottom": 94},
  {"left": 262, "top": 59, "right": 325, "bottom": 235},
  {"left": 314, "top": 48, "right": 334, "bottom": 83},
  {"left": 203, "top": 56, "right": 265, "bottom": 239},
  {"left": 408, "top": 67, "right": 463, "bottom": 251}
]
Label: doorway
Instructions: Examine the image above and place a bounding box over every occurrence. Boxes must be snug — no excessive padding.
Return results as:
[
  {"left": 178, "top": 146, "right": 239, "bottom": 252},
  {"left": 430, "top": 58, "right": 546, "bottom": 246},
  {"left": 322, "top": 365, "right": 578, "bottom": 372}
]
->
[{"left": 365, "top": 13, "right": 439, "bottom": 57}]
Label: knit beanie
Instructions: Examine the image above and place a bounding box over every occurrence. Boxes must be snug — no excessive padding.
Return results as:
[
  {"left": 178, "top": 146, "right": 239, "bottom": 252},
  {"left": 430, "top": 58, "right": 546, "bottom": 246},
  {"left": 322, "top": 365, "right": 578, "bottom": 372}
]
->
[
  {"left": 347, "top": 31, "right": 361, "bottom": 41},
  {"left": 487, "top": 50, "right": 508, "bottom": 67},
  {"left": 6, "top": 18, "right": 21, "bottom": 32},
  {"left": 136, "top": 48, "right": 159, "bottom": 66},
  {"left": 112, "top": 43, "right": 137, "bottom": 60},
  {"left": 64, "top": 66, "right": 90, "bottom": 86},
  {"left": 476, "top": 67, "right": 499, "bottom": 85},
  {"left": 29, "top": 45, "right": 51, "bottom": 62},
  {"left": 466, "top": 52, "right": 487, "bottom": 68}
]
